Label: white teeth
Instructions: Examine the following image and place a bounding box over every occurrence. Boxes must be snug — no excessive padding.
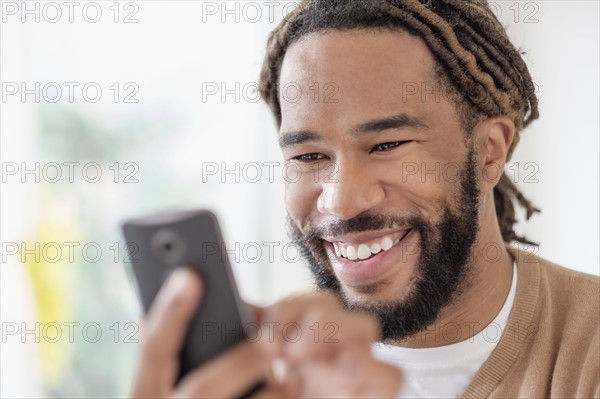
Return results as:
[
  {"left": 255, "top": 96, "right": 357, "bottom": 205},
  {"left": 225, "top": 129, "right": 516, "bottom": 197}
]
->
[
  {"left": 346, "top": 245, "right": 358, "bottom": 261},
  {"left": 381, "top": 236, "right": 393, "bottom": 251},
  {"left": 334, "top": 232, "right": 404, "bottom": 261},
  {"left": 357, "top": 244, "right": 371, "bottom": 260},
  {"left": 370, "top": 243, "right": 381, "bottom": 254},
  {"left": 333, "top": 242, "right": 341, "bottom": 257}
]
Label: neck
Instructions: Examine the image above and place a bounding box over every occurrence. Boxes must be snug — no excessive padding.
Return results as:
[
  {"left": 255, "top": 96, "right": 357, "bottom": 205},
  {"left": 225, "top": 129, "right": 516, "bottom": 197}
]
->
[{"left": 395, "top": 196, "right": 515, "bottom": 349}]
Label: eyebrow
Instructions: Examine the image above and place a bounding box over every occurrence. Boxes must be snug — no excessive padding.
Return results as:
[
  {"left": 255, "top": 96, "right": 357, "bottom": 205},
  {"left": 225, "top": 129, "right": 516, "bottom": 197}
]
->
[
  {"left": 353, "top": 113, "right": 428, "bottom": 135},
  {"left": 279, "top": 113, "right": 428, "bottom": 149}
]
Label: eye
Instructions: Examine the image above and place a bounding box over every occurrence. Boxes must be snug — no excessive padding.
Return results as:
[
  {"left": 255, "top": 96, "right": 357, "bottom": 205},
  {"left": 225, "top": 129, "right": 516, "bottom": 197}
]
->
[
  {"left": 293, "top": 153, "right": 328, "bottom": 162},
  {"left": 371, "top": 141, "right": 410, "bottom": 153}
]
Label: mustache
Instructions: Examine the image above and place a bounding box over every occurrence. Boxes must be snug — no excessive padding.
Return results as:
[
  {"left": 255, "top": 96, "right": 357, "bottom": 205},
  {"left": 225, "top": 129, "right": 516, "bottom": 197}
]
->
[{"left": 297, "top": 212, "right": 427, "bottom": 243}]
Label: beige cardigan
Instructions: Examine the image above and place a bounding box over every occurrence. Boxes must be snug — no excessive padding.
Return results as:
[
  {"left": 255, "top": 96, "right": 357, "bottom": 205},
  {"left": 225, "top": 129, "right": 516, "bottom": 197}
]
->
[{"left": 460, "top": 245, "right": 599, "bottom": 398}]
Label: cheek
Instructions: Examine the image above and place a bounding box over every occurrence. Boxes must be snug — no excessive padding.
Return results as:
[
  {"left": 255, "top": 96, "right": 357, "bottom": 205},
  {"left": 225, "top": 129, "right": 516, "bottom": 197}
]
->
[
  {"left": 381, "top": 156, "right": 466, "bottom": 213},
  {"left": 284, "top": 177, "right": 320, "bottom": 226}
]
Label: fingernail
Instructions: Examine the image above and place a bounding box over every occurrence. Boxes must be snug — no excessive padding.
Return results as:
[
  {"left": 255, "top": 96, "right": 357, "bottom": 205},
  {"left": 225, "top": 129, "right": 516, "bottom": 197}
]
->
[
  {"left": 166, "top": 268, "right": 191, "bottom": 291},
  {"left": 164, "top": 268, "right": 201, "bottom": 302}
]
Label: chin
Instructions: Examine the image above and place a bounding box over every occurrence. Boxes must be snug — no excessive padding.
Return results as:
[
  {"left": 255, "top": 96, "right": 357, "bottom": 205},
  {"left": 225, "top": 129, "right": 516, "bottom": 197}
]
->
[
  {"left": 340, "top": 273, "right": 417, "bottom": 305},
  {"left": 326, "top": 229, "right": 421, "bottom": 303}
]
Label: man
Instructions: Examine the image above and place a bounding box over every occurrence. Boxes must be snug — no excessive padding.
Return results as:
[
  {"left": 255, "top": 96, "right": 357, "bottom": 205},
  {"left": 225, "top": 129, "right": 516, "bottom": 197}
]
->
[{"left": 131, "top": 1, "right": 599, "bottom": 398}]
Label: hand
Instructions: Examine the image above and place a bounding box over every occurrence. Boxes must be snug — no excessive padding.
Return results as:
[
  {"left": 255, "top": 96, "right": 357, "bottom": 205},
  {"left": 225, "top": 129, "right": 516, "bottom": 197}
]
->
[
  {"left": 261, "top": 292, "right": 403, "bottom": 398},
  {"left": 130, "top": 268, "right": 276, "bottom": 399}
]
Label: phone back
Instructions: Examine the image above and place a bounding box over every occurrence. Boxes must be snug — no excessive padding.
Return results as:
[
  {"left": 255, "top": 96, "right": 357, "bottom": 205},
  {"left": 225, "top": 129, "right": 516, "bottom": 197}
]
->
[{"left": 122, "top": 209, "right": 253, "bottom": 379}]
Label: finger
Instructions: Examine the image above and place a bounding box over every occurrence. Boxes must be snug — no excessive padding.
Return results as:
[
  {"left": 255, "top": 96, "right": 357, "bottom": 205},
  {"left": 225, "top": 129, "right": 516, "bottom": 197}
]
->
[
  {"left": 137, "top": 317, "right": 146, "bottom": 342},
  {"left": 251, "top": 384, "right": 292, "bottom": 399},
  {"left": 261, "top": 293, "right": 380, "bottom": 361},
  {"left": 259, "top": 293, "right": 339, "bottom": 355},
  {"left": 299, "top": 304, "right": 380, "bottom": 344},
  {"left": 269, "top": 361, "right": 303, "bottom": 398},
  {"left": 174, "top": 341, "right": 271, "bottom": 398},
  {"left": 145, "top": 268, "right": 203, "bottom": 361},
  {"left": 263, "top": 292, "right": 373, "bottom": 341},
  {"left": 290, "top": 349, "right": 402, "bottom": 398},
  {"left": 246, "top": 302, "right": 265, "bottom": 322},
  {"left": 285, "top": 312, "right": 376, "bottom": 363},
  {"left": 335, "top": 349, "right": 404, "bottom": 398},
  {"left": 137, "top": 268, "right": 203, "bottom": 383}
]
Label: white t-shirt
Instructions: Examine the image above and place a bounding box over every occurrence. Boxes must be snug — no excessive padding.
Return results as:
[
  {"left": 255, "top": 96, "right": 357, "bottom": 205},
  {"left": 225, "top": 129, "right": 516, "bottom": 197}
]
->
[{"left": 372, "top": 261, "right": 517, "bottom": 399}]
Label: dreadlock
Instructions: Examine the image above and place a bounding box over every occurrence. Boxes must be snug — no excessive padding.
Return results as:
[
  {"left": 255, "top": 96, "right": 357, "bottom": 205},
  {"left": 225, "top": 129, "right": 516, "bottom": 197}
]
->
[{"left": 259, "top": 0, "right": 540, "bottom": 245}]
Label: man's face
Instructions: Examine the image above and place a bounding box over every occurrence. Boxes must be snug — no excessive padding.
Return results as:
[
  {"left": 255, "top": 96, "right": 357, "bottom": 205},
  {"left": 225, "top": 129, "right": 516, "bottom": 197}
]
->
[{"left": 278, "top": 30, "right": 482, "bottom": 341}]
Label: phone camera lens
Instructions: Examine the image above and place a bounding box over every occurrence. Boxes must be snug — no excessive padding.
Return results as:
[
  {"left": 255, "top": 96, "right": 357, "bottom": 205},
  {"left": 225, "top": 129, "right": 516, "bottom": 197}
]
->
[{"left": 151, "top": 229, "right": 186, "bottom": 264}]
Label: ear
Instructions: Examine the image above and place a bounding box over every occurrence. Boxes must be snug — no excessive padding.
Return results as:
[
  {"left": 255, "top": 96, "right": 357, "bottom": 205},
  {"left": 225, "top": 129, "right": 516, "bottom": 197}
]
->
[{"left": 474, "top": 116, "right": 515, "bottom": 195}]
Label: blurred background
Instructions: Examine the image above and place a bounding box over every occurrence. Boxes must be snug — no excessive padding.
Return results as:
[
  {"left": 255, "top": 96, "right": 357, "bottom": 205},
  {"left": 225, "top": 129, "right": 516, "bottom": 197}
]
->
[{"left": 1, "top": 1, "right": 598, "bottom": 397}]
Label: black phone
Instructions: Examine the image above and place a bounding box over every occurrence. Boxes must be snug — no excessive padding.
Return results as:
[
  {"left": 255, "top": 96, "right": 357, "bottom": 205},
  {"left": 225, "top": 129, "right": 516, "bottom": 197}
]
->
[{"left": 121, "top": 209, "right": 255, "bottom": 382}]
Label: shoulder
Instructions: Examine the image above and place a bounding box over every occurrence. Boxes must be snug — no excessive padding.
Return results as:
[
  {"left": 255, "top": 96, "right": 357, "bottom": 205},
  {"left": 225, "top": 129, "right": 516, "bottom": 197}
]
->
[
  {"left": 509, "top": 245, "right": 599, "bottom": 396},
  {"left": 508, "top": 244, "right": 599, "bottom": 343},
  {"left": 533, "top": 249, "right": 598, "bottom": 300},
  {"left": 510, "top": 244, "right": 599, "bottom": 300}
]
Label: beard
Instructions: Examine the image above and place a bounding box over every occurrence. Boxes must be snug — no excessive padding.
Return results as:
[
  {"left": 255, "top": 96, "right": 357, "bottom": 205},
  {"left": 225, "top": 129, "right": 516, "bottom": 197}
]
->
[{"left": 288, "top": 146, "right": 481, "bottom": 343}]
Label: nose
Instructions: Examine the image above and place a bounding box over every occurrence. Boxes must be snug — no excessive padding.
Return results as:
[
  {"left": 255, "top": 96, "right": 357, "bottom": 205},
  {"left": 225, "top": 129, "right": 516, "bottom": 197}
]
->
[{"left": 316, "top": 160, "right": 385, "bottom": 220}]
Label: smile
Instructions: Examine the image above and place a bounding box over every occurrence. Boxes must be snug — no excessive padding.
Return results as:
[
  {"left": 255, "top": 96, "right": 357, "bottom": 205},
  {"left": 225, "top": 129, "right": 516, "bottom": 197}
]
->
[{"left": 327, "top": 228, "right": 413, "bottom": 262}]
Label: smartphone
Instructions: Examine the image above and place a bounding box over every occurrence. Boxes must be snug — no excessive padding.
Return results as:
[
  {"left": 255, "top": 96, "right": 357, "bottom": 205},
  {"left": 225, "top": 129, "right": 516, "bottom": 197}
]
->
[{"left": 121, "top": 209, "right": 255, "bottom": 382}]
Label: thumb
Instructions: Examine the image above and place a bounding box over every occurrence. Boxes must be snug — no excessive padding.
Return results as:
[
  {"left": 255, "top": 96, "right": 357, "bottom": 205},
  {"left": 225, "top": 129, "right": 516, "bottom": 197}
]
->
[{"left": 132, "top": 267, "right": 203, "bottom": 397}]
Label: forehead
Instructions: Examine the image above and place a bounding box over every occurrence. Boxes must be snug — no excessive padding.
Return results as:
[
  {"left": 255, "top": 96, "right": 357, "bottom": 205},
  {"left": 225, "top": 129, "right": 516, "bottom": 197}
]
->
[{"left": 279, "top": 29, "right": 440, "bottom": 131}]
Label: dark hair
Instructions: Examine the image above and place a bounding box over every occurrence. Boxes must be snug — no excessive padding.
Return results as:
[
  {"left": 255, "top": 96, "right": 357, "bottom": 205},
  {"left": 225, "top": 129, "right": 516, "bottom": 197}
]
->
[{"left": 260, "top": 0, "right": 540, "bottom": 245}]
